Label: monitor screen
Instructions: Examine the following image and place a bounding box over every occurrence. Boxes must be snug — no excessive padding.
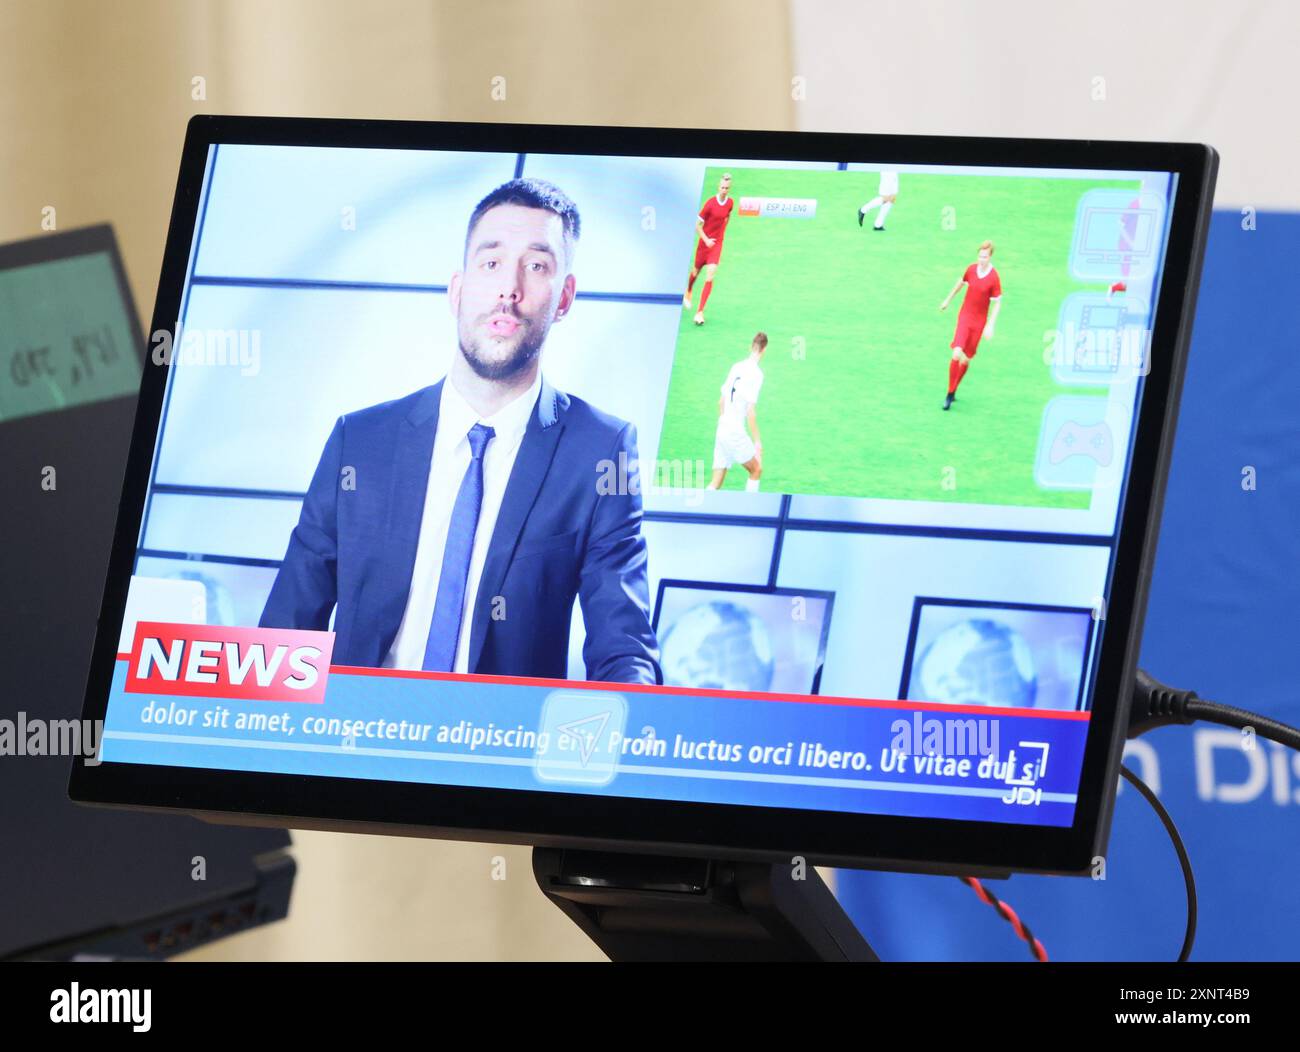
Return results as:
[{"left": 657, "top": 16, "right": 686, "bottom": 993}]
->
[{"left": 73, "top": 120, "right": 1215, "bottom": 872}]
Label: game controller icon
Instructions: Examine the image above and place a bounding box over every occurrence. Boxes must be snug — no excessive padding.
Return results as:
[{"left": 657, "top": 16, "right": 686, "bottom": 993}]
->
[{"left": 1049, "top": 419, "right": 1113, "bottom": 466}]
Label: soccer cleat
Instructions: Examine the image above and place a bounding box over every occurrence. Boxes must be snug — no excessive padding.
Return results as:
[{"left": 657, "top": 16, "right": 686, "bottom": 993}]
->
[
  {"left": 873, "top": 225, "right": 885, "bottom": 232},
  {"left": 694, "top": 311, "right": 705, "bottom": 326},
  {"left": 857, "top": 207, "right": 865, "bottom": 227},
  {"left": 682, "top": 293, "right": 692, "bottom": 309},
  {"left": 943, "top": 393, "right": 954, "bottom": 410}
]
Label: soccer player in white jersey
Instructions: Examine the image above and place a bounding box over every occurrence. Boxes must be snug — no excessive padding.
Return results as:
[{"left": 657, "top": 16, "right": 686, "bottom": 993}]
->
[
  {"left": 857, "top": 170, "right": 899, "bottom": 231},
  {"left": 705, "top": 332, "right": 767, "bottom": 492}
]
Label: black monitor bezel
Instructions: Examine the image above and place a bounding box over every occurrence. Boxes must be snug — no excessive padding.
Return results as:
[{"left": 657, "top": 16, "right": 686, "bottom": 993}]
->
[{"left": 69, "top": 115, "right": 1216, "bottom": 877}]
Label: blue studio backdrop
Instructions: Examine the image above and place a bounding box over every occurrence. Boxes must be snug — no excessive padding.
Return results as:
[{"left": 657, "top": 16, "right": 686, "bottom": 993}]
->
[{"left": 840, "top": 210, "right": 1300, "bottom": 961}]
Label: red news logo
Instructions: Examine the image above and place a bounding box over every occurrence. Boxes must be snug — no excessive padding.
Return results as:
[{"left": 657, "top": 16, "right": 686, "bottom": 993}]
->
[{"left": 126, "top": 622, "right": 334, "bottom": 703}]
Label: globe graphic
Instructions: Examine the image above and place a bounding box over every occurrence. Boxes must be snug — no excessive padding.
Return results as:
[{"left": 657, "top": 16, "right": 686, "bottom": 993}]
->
[
  {"left": 660, "top": 601, "right": 775, "bottom": 692},
  {"left": 914, "top": 618, "right": 1037, "bottom": 707}
]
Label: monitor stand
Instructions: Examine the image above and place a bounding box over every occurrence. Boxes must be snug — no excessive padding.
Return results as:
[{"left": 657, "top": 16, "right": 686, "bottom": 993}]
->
[{"left": 533, "top": 848, "right": 877, "bottom": 962}]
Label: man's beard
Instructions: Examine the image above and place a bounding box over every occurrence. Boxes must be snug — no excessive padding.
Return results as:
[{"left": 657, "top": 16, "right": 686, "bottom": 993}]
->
[{"left": 459, "top": 311, "right": 548, "bottom": 382}]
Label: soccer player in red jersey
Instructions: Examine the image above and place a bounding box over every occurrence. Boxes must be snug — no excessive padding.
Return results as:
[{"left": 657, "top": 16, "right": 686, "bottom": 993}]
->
[
  {"left": 939, "top": 240, "right": 1002, "bottom": 410},
  {"left": 684, "top": 172, "right": 735, "bottom": 326}
]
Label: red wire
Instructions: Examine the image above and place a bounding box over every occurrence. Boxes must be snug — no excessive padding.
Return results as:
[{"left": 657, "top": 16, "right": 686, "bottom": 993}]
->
[{"left": 960, "top": 877, "right": 1049, "bottom": 962}]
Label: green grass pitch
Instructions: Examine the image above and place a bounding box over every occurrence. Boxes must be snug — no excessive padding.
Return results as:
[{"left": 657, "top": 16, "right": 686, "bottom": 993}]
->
[{"left": 654, "top": 167, "right": 1139, "bottom": 507}]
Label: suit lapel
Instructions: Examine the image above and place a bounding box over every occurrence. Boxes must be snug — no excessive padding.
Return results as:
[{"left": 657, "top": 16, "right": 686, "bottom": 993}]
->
[
  {"left": 467, "top": 379, "right": 565, "bottom": 673},
  {"left": 367, "top": 381, "right": 442, "bottom": 666}
]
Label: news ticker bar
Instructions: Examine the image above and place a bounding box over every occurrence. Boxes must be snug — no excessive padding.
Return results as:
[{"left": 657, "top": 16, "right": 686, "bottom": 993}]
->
[{"left": 102, "top": 656, "right": 1087, "bottom": 827}]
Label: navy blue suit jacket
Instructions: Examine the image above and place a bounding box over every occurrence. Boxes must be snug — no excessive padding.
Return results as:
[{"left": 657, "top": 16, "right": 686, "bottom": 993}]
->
[{"left": 260, "top": 378, "right": 661, "bottom": 685}]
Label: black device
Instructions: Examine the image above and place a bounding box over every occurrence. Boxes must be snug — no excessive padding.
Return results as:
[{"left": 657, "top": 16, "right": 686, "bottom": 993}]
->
[
  {"left": 0, "top": 226, "right": 293, "bottom": 961},
  {"left": 68, "top": 118, "right": 1216, "bottom": 900}
]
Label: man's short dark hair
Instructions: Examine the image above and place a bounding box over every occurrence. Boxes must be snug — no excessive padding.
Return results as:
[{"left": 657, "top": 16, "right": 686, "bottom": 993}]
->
[{"left": 464, "top": 178, "right": 581, "bottom": 269}]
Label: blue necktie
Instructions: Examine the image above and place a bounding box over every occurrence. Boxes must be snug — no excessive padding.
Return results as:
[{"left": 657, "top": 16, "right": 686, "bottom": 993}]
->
[{"left": 422, "top": 423, "right": 495, "bottom": 671}]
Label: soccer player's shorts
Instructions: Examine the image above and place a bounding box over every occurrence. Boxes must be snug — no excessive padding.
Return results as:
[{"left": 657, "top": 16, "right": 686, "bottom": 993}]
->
[
  {"left": 694, "top": 239, "right": 724, "bottom": 269},
  {"left": 951, "top": 316, "right": 986, "bottom": 357},
  {"left": 713, "top": 424, "right": 756, "bottom": 469},
  {"left": 878, "top": 171, "right": 899, "bottom": 196}
]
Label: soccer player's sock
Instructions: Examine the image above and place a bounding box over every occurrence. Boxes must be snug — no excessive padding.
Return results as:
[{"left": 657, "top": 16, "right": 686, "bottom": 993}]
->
[
  {"left": 862, "top": 196, "right": 882, "bottom": 213},
  {"left": 874, "top": 201, "right": 892, "bottom": 229},
  {"left": 948, "top": 359, "right": 969, "bottom": 394},
  {"left": 687, "top": 271, "right": 698, "bottom": 293},
  {"left": 745, "top": 478, "right": 760, "bottom": 492},
  {"left": 699, "top": 281, "right": 713, "bottom": 310},
  {"left": 705, "top": 481, "right": 719, "bottom": 491}
]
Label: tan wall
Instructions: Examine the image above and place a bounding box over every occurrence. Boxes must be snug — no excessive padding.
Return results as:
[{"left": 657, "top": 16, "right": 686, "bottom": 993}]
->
[
  {"left": 0, "top": 0, "right": 794, "bottom": 961},
  {"left": 790, "top": 0, "right": 1297, "bottom": 209},
  {"left": 0, "top": 0, "right": 795, "bottom": 328}
]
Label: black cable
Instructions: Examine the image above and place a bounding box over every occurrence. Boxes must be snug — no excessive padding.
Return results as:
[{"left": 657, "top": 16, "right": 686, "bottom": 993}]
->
[
  {"left": 1128, "top": 668, "right": 1300, "bottom": 749},
  {"left": 957, "top": 765, "right": 1195, "bottom": 963},
  {"left": 1120, "top": 667, "right": 1300, "bottom": 963},
  {"left": 1120, "top": 763, "right": 1197, "bottom": 962},
  {"left": 1186, "top": 699, "right": 1300, "bottom": 750},
  {"left": 956, "top": 669, "right": 1286, "bottom": 964}
]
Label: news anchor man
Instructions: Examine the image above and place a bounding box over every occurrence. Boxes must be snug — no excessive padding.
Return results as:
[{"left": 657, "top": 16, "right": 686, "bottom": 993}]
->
[{"left": 261, "top": 179, "right": 661, "bottom": 686}]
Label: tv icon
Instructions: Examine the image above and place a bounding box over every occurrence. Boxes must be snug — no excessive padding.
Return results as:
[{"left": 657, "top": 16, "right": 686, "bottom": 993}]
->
[{"left": 1069, "top": 189, "right": 1167, "bottom": 282}]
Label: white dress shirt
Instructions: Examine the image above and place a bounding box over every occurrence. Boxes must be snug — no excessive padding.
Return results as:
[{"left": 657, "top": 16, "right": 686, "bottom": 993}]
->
[{"left": 384, "top": 371, "right": 543, "bottom": 672}]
